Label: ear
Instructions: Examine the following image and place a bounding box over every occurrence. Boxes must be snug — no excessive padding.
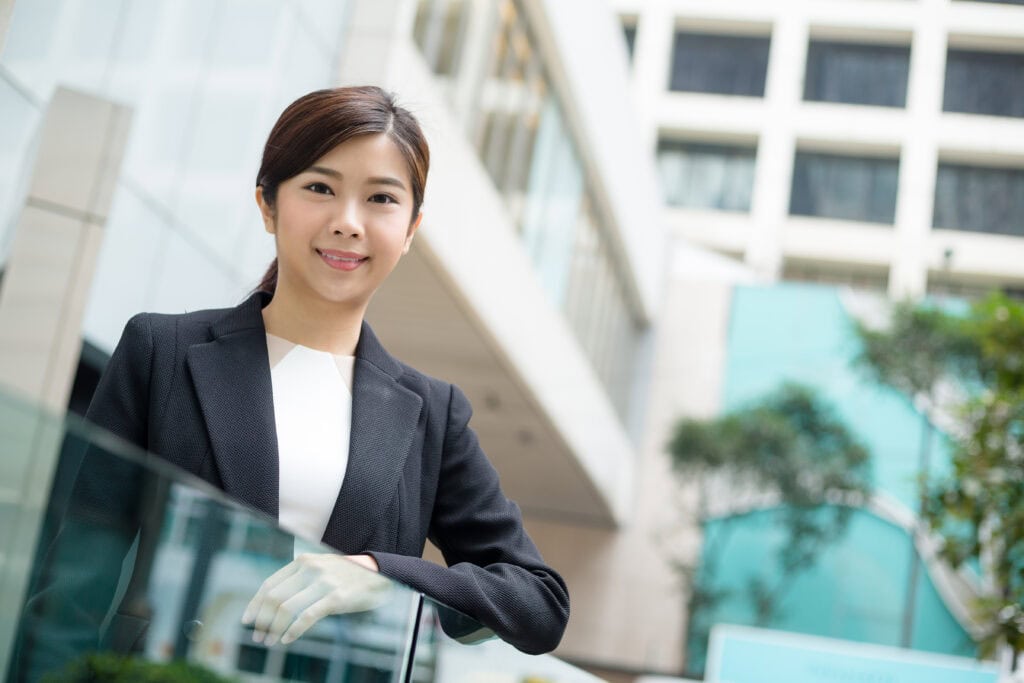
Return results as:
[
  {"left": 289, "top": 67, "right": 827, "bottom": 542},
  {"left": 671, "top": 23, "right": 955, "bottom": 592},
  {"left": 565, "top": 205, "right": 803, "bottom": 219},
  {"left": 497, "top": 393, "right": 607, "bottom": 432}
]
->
[
  {"left": 256, "top": 186, "right": 276, "bottom": 234},
  {"left": 402, "top": 212, "right": 423, "bottom": 255}
]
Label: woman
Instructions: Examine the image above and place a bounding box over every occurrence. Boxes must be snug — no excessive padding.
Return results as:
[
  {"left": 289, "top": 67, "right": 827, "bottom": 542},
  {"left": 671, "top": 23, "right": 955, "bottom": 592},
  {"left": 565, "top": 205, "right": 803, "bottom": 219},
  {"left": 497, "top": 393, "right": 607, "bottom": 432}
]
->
[{"left": 29, "top": 87, "right": 568, "bottom": 664}]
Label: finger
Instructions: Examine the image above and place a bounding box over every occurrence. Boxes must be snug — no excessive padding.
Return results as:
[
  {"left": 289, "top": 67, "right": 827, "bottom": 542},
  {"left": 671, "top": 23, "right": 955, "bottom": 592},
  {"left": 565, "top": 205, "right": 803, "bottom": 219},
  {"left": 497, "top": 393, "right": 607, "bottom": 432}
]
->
[
  {"left": 250, "top": 571, "right": 312, "bottom": 640},
  {"left": 280, "top": 594, "right": 337, "bottom": 645},
  {"left": 242, "top": 562, "right": 300, "bottom": 625},
  {"left": 263, "top": 583, "right": 328, "bottom": 647}
]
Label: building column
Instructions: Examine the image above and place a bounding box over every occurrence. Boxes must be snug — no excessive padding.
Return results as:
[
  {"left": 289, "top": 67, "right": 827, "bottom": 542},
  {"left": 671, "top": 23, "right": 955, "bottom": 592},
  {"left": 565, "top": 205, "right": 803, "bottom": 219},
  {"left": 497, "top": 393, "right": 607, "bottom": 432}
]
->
[
  {"left": 632, "top": 3, "right": 675, "bottom": 155},
  {"left": 747, "top": 13, "right": 808, "bottom": 281},
  {"left": 890, "top": 0, "right": 946, "bottom": 300},
  {"left": 0, "top": 86, "right": 131, "bottom": 677}
]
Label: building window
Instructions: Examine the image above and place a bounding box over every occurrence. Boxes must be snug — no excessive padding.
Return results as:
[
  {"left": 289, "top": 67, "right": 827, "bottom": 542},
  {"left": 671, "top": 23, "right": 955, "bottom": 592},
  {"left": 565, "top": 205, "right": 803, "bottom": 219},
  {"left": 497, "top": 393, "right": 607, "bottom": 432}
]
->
[
  {"left": 933, "top": 162, "right": 1024, "bottom": 237},
  {"left": 804, "top": 41, "right": 910, "bottom": 107},
  {"left": 790, "top": 151, "right": 899, "bottom": 224},
  {"left": 657, "top": 140, "right": 756, "bottom": 211},
  {"left": 413, "top": 0, "right": 471, "bottom": 76},
  {"left": 622, "top": 21, "right": 637, "bottom": 61},
  {"left": 944, "top": 49, "right": 1024, "bottom": 118},
  {"left": 669, "top": 31, "right": 771, "bottom": 96}
]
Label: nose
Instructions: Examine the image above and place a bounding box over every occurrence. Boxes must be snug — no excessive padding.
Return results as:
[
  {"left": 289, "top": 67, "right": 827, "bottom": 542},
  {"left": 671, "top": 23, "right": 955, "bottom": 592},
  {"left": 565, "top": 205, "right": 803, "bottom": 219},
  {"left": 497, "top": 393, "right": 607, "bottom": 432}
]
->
[{"left": 331, "top": 201, "right": 364, "bottom": 238}]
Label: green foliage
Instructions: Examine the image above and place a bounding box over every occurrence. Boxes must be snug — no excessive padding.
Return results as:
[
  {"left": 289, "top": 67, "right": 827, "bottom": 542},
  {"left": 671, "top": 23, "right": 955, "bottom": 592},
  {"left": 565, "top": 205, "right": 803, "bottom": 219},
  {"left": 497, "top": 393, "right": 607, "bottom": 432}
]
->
[
  {"left": 669, "top": 383, "right": 872, "bottom": 511},
  {"left": 42, "top": 652, "right": 237, "bottom": 683},
  {"left": 668, "top": 383, "right": 872, "bottom": 666},
  {"left": 856, "top": 291, "right": 1024, "bottom": 662},
  {"left": 854, "top": 301, "right": 977, "bottom": 399}
]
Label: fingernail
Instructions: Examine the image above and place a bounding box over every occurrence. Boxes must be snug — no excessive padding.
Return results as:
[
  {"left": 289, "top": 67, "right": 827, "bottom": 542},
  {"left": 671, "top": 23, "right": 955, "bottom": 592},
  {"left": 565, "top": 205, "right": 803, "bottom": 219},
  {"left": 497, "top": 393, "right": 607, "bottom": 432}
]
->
[
  {"left": 280, "top": 634, "right": 294, "bottom": 645},
  {"left": 252, "top": 631, "right": 264, "bottom": 643},
  {"left": 265, "top": 635, "right": 277, "bottom": 647},
  {"left": 241, "top": 612, "right": 252, "bottom": 625}
]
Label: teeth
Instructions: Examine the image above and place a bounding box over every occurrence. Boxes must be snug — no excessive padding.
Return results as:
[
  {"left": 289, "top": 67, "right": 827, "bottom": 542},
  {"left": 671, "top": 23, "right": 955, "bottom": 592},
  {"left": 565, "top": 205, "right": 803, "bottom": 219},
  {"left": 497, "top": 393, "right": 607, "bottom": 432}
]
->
[{"left": 320, "top": 252, "right": 362, "bottom": 262}]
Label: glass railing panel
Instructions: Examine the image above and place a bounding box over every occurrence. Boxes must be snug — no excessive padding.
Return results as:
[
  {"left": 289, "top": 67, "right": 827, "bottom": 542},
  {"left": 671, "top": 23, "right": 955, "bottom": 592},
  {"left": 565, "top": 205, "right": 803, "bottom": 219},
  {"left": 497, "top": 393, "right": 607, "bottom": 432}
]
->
[
  {"left": 414, "top": 597, "right": 606, "bottom": 683},
  {"left": 2, "top": 390, "right": 419, "bottom": 683}
]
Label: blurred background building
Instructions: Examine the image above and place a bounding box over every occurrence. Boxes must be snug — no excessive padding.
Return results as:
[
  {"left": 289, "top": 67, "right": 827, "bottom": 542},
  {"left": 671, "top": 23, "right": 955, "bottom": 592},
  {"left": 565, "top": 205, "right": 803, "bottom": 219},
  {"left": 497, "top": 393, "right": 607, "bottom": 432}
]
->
[
  {"left": 619, "top": 0, "right": 1024, "bottom": 299},
  {"left": 1, "top": 0, "right": 1022, "bottom": 681}
]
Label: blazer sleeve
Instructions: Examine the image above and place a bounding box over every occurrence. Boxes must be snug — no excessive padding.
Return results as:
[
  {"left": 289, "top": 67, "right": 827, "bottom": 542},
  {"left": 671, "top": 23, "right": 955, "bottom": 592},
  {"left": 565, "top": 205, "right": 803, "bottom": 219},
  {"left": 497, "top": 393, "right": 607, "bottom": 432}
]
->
[{"left": 368, "top": 384, "right": 570, "bottom": 655}]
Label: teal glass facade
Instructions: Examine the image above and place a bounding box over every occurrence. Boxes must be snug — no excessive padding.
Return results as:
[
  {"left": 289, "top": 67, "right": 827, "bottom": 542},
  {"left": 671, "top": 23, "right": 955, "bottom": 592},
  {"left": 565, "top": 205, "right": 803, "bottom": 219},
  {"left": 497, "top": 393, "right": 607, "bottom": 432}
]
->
[{"left": 686, "top": 283, "right": 977, "bottom": 673}]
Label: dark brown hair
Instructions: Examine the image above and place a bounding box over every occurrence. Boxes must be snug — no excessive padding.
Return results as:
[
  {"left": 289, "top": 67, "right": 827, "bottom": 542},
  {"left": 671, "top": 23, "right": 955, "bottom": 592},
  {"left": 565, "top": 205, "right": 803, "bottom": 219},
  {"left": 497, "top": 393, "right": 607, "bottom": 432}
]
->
[{"left": 255, "top": 86, "right": 430, "bottom": 295}]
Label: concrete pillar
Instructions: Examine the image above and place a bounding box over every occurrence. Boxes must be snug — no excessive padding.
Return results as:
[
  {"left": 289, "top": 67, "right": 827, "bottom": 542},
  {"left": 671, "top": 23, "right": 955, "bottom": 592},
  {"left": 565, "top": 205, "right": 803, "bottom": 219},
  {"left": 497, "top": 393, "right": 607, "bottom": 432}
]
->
[
  {"left": 890, "top": 0, "right": 946, "bottom": 300},
  {"left": 0, "top": 86, "right": 131, "bottom": 677},
  {"left": 747, "top": 13, "right": 808, "bottom": 282},
  {"left": 632, "top": 3, "right": 675, "bottom": 155}
]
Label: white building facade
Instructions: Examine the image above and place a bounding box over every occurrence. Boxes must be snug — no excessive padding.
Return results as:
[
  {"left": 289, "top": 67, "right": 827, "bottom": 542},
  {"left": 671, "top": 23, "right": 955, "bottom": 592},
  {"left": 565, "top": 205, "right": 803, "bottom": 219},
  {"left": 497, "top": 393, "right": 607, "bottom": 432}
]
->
[{"left": 616, "top": 0, "right": 1024, "bottom": 299}]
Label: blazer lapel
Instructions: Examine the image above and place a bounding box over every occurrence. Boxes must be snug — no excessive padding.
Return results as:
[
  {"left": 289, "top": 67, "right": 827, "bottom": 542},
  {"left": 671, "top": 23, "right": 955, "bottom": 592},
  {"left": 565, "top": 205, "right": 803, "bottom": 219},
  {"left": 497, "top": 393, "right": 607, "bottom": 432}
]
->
[
  {"left": 186, "top": 293, "right": 279, "bottom": 518},
  {"left": 322, "top": 323, "right": 423, "bottom": 553}
]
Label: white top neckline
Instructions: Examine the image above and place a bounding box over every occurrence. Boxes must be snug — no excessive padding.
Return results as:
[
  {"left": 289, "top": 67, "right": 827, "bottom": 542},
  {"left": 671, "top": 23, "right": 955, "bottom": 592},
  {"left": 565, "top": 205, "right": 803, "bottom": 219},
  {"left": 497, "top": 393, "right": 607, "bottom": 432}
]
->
[{"left": 266, "top": 333, "right": 355, "bottom": 544}]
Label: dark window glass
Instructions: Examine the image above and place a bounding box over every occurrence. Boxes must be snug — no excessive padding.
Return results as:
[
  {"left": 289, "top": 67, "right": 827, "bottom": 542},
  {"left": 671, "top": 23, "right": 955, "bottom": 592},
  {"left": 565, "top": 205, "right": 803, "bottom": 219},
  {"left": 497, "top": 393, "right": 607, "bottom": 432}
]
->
[
  {"left": 943, "top": 49, "right": 1024, "bottom": 117},
  {"left": 669, "top": 32, "right": 771, "bottom": 96},
  {"left": 933, "top": 163, "right": 1024, "bottom": 236},
  {"left": 790, "top": 151, "right": 899, "bottom": 224},
  {"left": 623, "top": 24, "right": 637, "bottom": 60},
  {"left": 236, "top": 643, "right": 268, "bottom": 673},
  {"left": 657, "top": 140, "right": 757, "bottom": 211},
  {"left": 804, "top": 41, "right": 910, "bottom": 107},
  {"left": 282, "top": 653, "right": 330, "bottom": 683}
]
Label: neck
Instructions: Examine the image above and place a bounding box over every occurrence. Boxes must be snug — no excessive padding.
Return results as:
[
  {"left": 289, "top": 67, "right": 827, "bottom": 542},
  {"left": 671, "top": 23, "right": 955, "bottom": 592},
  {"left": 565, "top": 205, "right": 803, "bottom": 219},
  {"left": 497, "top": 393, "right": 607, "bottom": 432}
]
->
[{"left": 261, "top": 283, "right": 366, "bottom": 356}]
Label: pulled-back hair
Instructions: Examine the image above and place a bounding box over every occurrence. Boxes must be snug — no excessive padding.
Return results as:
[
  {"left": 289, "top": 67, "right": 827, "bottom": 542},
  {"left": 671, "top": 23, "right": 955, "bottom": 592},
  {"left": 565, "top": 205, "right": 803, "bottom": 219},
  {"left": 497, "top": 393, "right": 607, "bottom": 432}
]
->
[{"left": 255, "top": 86, "right": 429, "bottom": 295}]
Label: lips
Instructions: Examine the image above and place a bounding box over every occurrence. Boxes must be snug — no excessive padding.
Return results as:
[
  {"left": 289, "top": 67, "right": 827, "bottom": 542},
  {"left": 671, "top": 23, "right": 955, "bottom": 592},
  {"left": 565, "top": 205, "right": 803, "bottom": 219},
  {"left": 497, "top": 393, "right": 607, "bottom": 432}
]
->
[{"left": 316, "top": 248, "right": 368, "bottom": 271}]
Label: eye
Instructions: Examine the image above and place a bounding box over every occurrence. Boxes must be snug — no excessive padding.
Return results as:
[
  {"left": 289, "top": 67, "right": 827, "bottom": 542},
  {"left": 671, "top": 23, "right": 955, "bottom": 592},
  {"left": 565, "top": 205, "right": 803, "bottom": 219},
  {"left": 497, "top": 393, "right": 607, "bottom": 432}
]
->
[
  {"left": 369, "top": 193, "right": 398, "bottom": 205},
  {"left": 304, "top": 182, "right": 333, "bottom": 195}
]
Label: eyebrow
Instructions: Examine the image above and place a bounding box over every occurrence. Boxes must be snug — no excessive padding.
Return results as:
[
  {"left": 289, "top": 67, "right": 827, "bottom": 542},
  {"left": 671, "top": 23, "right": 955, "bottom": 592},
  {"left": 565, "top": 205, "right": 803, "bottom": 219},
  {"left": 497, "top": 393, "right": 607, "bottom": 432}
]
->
[
  {"left": 305, "top": 167, "right": 407, "bottom": 192},
  {"left": 367, "top": 176, "right": 407, "bottom": 191}
]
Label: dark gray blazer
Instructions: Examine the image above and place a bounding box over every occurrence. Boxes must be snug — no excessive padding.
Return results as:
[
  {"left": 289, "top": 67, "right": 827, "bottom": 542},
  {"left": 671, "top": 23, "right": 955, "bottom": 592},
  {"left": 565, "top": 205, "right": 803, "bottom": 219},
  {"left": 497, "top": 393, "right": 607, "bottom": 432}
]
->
[{"left": 66, "top": 291, "right": 568, "bottom": 655}]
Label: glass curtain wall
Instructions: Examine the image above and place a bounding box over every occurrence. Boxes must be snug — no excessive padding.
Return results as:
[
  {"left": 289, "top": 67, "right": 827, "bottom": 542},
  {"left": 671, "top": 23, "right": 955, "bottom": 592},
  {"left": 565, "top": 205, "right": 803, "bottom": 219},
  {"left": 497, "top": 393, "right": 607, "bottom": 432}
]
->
[
  {"left": 411, "top": 0, "right": 643, "bottom": 422},
  {"left": 0, "top": 0, "right": 350, "bottom": 346}
]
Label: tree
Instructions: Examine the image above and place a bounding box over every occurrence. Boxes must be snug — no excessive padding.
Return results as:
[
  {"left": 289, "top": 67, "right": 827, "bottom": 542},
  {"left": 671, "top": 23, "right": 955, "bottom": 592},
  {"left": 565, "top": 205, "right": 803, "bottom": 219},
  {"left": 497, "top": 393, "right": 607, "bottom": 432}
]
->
[
  {"left": 667, "top": 383, "right": 872, "bottom": 671},
  {"left": 854, "top": 301, "right": 977, "bottom": 648},
  {"left": 855, "top": 292, "right": 1024, "bottom": 668}
]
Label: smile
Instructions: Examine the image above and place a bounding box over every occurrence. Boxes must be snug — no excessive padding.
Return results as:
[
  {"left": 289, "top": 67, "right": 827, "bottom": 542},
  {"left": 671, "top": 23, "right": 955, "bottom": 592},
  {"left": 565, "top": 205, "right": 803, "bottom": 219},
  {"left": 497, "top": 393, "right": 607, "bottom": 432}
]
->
[{"left": 317, "top": 249, "right": 368, "bottom": 271}]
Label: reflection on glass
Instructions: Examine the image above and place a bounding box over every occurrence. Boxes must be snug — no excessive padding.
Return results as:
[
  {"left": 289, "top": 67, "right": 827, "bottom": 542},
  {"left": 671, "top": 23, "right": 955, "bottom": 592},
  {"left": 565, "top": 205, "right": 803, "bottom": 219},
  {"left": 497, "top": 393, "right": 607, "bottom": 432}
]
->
[
  {"left": 790, "top": 151, "right": 899, "bottom": 224},
  {"left": 658, "top": 140, "right": 756, "bottom": 212},
  {"left": 669, "top": 31, "right": 771, "bottom": 97},
  {"left": 6, "top": 392, "right": 416, "bottom": 683},
  {"left": 803, "top": 41, "right": 910, "bottom": 108},
  {"left": 944, "top": 48, "right": 1024, "bottom": 118},
  {"left": 934, "top": 162, "right": 1024, "bottom": 237},
  {"left": 3, "top": 389, "right": 600, "bottom": 682},
  {"left": 417, "top": 598, "right": 604, "bottom": 683}
]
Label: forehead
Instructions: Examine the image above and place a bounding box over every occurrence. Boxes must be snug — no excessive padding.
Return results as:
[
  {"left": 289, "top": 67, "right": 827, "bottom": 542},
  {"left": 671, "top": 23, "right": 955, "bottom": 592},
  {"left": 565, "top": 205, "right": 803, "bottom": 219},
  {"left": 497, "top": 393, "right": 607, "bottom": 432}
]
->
[{"left": 311, "top": 133, "right": 408, "bottom": 178}]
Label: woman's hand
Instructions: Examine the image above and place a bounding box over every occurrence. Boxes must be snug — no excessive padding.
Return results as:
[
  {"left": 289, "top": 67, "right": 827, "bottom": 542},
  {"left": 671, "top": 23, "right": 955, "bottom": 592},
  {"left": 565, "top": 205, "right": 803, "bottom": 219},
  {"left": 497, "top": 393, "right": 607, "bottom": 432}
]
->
[{"left": 241, "top": 553, "right": 389, "bottom": 646}]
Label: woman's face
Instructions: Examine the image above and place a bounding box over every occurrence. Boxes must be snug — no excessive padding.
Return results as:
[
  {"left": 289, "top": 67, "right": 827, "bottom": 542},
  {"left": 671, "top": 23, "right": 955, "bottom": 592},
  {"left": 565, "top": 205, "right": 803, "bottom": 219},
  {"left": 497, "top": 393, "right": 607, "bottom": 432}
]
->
[{"left": 257, "top": 133, "right": 421, "bottom": 311}]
